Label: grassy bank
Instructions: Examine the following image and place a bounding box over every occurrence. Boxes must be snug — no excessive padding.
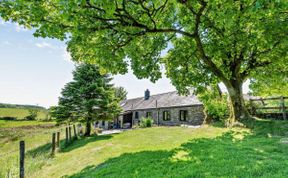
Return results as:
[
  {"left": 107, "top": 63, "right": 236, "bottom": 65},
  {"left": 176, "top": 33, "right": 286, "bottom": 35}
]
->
[
  {"left": 1, "top": 119, "right": 288, "bottom": 177},
  {"left": 0, "top": 121, "right": 59, "bottom": 177}
]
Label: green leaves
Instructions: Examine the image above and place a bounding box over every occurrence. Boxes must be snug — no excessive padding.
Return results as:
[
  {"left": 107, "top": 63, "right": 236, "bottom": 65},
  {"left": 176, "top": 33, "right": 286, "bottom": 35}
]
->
[{"left": 1, "top": 0, "right": 287, "bottom": 120}]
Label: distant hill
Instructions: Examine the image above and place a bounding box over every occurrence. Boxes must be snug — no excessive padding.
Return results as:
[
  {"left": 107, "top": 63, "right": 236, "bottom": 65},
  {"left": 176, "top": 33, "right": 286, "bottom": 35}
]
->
[
  {"left": 0, "top": 103, "right": 48, "bottom": 120},
  {"left": 0, "top": 103, "right": 46, "bottom": 110}
]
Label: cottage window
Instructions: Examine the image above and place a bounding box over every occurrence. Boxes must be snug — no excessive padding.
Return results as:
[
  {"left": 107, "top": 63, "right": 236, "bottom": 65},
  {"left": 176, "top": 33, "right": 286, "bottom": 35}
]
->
[
  {"left": 179, "top": 110, "right": 188, "bottom": 121},
  {"left": 135, "top": 112, "right": 139, "bottom": 119},
  {"left": 146, "top": 112, "right": 152, "bottom": 118},
  {"left": 163, "top": 111, "right": 171, "bottom": 121}
]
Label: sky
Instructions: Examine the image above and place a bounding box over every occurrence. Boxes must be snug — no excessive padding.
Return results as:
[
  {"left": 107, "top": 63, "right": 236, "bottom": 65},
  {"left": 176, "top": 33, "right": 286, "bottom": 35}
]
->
[{"left": 0, "top": 19, "right": 249, "bottom": 108}]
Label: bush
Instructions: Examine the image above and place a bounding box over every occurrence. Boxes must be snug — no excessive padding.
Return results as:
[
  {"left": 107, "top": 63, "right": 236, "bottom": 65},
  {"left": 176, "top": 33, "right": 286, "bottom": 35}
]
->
[
  {"left": 25, "top": 109, "right": 39, "bottom": 120},
  {"left": 139, "top": 117, "right": 154, "bottom": 128},
  {"left": 198, "top": 85, "right": 229, "bottom": 123},
  {"left": 0, "top": 116, "right": 17, "bottom": 120}
]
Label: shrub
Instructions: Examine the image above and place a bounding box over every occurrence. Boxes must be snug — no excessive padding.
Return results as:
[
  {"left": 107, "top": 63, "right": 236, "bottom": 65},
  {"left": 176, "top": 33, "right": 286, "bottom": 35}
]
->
[
  {"left": 198, "top": 85, "right": 229, "bottom": 123},
  {"left": 25, "top": 109, "right": 39, "bottom": 120},
  {"left": 139, "top": 117, "right": 154, "bottom": 128}
]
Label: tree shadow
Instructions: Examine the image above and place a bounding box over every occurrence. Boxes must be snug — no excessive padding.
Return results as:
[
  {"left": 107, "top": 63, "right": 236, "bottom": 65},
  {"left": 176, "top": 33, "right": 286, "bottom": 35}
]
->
[
  {"left": 65, "top": 122, "right": 288, "bottom": 178},
  {"left": 26, "top": 134, "right": 114, "bottom": 159},
  {"left": 26, "top": 142, "right": 51, "bottom": 158},
  {"left": 61, "top": 134, "right": 114, "bottom": 153}
]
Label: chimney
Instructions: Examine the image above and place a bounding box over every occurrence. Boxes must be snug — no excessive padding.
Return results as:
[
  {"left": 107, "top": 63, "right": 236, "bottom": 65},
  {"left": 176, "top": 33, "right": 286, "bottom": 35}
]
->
[{"left": 144, "top": 89, "right": 150, "bottom": 100}]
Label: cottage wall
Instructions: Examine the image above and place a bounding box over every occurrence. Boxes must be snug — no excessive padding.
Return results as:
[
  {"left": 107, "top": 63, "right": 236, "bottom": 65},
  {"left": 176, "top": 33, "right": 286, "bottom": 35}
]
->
[{"left": 131, "top": 105, "right": 205, "bottom": 126}]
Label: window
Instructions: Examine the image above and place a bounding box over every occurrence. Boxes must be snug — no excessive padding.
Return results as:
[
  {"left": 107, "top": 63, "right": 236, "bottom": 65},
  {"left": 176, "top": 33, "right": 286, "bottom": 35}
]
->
[
  {"left": 135, "top": 112, "right": 139, "bottom": 119},
  {"left": 179, "top": 110, "right": 188, "bottom": 121},
  {"left": 163, "top": 111, "right": 171, "bottom": 121},
  {"left": 146, "top": 112, "right": 152, "bottom": 118}
]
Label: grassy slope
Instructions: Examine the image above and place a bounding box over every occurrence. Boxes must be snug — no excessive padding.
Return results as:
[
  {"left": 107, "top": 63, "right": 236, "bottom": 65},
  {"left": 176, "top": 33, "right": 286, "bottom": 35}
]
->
[
  {"left": 0, "top": 122, "right": 60, "bottom": 177},
  {"left": 1, "top": 119, "right": 288, "bottom": 178},
  {"left": 0, "top": 120, "right": 55, "bottom": 128},
  {"left": 0, "top": 108, "right": 48, "bottom": 120}
]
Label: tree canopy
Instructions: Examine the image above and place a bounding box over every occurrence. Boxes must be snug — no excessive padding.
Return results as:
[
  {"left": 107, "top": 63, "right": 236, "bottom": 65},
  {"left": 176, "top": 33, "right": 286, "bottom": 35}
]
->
[
  {"left": 1, "top": 0, "right": 287, "bottom": 124},
  {"left": 52, "top": 63, "right": 121, "bottom": 136}
]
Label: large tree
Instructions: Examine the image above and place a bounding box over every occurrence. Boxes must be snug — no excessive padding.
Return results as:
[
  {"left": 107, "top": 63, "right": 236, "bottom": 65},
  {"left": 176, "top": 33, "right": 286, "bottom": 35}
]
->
[
  {"left": 1, "top": 0, "right": 287, "bottom": 124},
  {"left": 52, "top": 64, "right": 121, "bottom": 136}
]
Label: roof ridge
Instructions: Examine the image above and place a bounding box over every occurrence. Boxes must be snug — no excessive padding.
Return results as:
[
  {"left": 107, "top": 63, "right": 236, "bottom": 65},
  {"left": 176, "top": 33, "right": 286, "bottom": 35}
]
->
[{"left": 123, "top": 90, "right": 177, "bottom": 102}]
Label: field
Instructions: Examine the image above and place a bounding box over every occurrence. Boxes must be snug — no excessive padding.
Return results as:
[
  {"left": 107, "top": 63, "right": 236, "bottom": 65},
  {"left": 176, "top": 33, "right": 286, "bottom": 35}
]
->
[
  {"left": 0, "top": 108, "right": 48, "bottom": 120},
  {"left": 0, "top": 119, "right": 288, "bottom": 178}
]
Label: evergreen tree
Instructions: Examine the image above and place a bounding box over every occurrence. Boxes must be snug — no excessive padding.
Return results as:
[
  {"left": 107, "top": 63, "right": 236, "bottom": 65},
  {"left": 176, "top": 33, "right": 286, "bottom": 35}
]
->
[
  {"left": 53, "top": 64, "right": 121, "bottom": 136},
  {"left": 115, "top": 86, "right": 128, "bottom": 101}
]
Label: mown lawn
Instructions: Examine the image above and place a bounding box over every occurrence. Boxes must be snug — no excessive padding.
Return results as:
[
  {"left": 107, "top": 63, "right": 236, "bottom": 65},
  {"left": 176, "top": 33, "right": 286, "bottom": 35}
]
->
[{"left": 1, "top": 119, "right": 288, "bottom": 178}]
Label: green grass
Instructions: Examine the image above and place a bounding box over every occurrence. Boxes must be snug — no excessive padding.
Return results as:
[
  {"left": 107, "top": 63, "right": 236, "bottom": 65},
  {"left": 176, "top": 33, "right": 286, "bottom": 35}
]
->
[
  {"left": 1, "top": 119, "right": 288, "bottom": 178},
  {"left": 0, "top": 120, "right": 55, "bottom": 128},
  {"left": 0, "top": 108, "right": 48, "bottom": 120}
]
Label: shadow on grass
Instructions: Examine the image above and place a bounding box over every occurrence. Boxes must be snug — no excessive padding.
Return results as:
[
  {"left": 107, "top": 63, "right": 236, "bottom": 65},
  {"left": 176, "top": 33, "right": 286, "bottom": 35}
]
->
[
  {"left": 60, "top": 134, "right": 114, "bottom": 153},
  {"left": 26, "top": 142, "right": 52, "bottom": 158},
  {"left": 26, "top": 134, "right": 114, "bottom": 159},
  {"left": 66, "top": 120, "right": 288, "bottom": 178}
]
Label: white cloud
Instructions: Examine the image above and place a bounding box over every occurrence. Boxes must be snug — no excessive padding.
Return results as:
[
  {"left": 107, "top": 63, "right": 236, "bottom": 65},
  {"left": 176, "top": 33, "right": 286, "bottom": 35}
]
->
[
  {"left": 0, "top": 19, "right": 10, "bottom": 26},
  {"left": 62, "top": 49, "right": 73, "bottom": 62},
  {"left": 35, "top": 42, "right": 54, "bottom": 48},
  {"left": 15, "top": 23, "right": 28, "bottom": 32},
  {"left": 0, "top": 41, "right": 12, "bottom": 46},
  {"left": 35, "top": 42, "right": 62, "bottom": 50}
]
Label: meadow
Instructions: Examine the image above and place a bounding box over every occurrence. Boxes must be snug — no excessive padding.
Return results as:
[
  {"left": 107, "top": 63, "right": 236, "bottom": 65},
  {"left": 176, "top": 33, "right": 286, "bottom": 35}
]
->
[
  {"left": 0, "top": 108, "right": 48, "bottom": 120},
  {"left": 0, "top": 119, "right": 288, "bottom": 178}
]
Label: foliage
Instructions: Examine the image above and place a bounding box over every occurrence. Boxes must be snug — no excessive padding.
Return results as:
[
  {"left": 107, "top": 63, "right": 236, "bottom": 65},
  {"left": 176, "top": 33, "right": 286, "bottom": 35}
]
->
[
  {"left": 25, "top": 109, "right": 39, "bottom": 120},
  {"left": 51, "top": 63, "right": 121, "bottom": 135},
  {"left": 1, "top": 1, "right": 287, "bottom": 122},
  {"left": 198, "top": 85, "right": 229, "bottom": 123},
  {"left": 114, "top": 86, "right": 128, "bottom": 101},
  {"left": 249, "top": 60, "right": 288, "bottom": 97},
  {"left": 139, "top": 117, "right": 154, "bottom": 128}
]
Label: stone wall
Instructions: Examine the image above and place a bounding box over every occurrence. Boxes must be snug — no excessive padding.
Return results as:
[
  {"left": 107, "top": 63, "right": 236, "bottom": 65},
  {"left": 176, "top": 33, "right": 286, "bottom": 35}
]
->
[{"left": 131, "top": 105, "right": 205, "bottom": 126}]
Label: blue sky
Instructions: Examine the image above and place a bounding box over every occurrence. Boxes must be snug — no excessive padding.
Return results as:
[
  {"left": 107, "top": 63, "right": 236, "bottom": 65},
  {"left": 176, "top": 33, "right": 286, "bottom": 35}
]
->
[
  {"left": 0, "top": 19, "right": 176, "bottom": 108},
  {"left": 0, "top": 19, "right": 250, "bottom": 108}
]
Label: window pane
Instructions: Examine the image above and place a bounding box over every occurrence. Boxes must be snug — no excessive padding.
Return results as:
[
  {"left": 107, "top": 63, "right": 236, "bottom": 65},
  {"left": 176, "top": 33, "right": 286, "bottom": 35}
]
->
[{"left": 179, "top": 110, "right": 187, "bottom": 121}]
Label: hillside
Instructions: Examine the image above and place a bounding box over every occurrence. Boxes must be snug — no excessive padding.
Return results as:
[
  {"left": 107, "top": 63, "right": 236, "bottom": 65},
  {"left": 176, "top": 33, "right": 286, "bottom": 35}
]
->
[
  {"left": 0, "top": 103, "right": 48, "bottom": 120},
  {"left": 0, "top": 103, "right": 45, "bottom": 110}
]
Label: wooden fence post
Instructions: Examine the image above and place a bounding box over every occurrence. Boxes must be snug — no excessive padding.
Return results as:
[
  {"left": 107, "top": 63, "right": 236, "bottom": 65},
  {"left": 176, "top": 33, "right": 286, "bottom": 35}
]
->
[
  {"left": 51, "top": 133, "right": 56, "bottom": 156},
  {"left": 56, "top": 131, "right": 60, "bottom": 148},
  {"left": 68, "top": 126, "right": 72, "bottom": 141},
  {"left": 281, "top": 96, "right": 286, "bottom": 120},
  {"left": 19, "top": 140, "right": 25, "bottom": 178},
  {"left": 65, "top": 127, "right": 69, "bottom": 145},
  {"left": 73, "top": 125, "right": 77, "bottom": 139}
]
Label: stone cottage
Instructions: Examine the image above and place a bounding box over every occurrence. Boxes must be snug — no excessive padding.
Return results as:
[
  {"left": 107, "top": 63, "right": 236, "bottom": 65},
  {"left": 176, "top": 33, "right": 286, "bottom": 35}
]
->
[{"left": 116, "top": 89, "right": 205, "bottom": 128}]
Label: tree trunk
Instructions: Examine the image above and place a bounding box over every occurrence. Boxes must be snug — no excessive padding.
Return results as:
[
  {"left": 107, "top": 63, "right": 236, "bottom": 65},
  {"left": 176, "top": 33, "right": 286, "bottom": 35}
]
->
[
  {"left": 225, "top": 80, "right": 251, "bottom": 126},
  {"left": 84, "top": 116, "right": 92, "bottom": 136}
]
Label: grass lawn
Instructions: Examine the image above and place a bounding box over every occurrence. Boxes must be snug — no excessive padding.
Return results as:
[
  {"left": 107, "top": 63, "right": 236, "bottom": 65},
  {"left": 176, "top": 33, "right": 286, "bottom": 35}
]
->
[
  {"left": 1, "top": 119, "right": 288, "bottom": 178},
  {"left": 0, "top": 108, "right": 48, "bottom": 120}
]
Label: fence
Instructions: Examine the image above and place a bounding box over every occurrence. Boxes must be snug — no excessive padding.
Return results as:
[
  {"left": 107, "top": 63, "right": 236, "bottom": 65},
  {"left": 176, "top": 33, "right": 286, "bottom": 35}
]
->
[
  {"left": 249, "top": 96, "right": 287, "bottom": 120},
  {"left": 3, "top": 124, "right": 79, "bottom": 178}
]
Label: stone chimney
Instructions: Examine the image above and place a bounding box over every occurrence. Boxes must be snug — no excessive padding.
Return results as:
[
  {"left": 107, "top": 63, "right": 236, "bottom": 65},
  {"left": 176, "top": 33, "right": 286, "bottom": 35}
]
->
[{"left": 144, "top": 89, "right": 150, "bottom": 100}]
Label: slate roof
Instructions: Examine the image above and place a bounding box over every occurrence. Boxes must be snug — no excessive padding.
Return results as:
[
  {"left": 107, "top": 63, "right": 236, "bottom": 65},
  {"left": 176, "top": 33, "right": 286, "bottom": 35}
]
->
[{"left": 120, "top": 91, "right": 202, "bottom": 113}]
